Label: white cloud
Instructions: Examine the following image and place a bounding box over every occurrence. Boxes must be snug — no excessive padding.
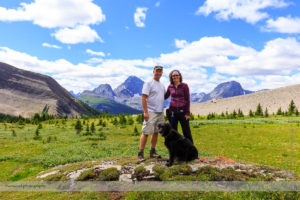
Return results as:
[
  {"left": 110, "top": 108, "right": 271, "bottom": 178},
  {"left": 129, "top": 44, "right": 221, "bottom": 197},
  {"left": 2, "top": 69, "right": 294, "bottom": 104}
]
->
[
  {"left": 175, "top": 39, "right": 188, "bottom": 48},
  {"left": 196, "top": 0, "right": 289, "bottom": 24},
  {"left": 134, "top": 7, "right": 148, "bottom": 27},
  {"left": 52, "top": 25, "right": 103, "bottom": 44},
  {"left": 155, "top": 2, "right": 161, "bottom": 7},
  {"left": 86, "top": 49, "right": 106, "bottom": 57},
  {"left": 0, "top": 0, "right": 105, "bottom": 44},
  {"left": 2, "top": 36, "right": 300, "bottom": 93},
  {"left": 42, "top": 43, "right": 62, "bottom": 49},
  {"left": 0, "top": 0, "right": 105, "bottom": 28},
  {"left": 263, "top": 16, "right": 300, "bottom": 33}
]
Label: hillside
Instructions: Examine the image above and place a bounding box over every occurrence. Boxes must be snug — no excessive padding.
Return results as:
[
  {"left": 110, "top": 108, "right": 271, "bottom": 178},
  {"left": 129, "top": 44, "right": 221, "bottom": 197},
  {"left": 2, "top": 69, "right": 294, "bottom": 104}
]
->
[
  {"left": 0, "top": 62, "right": 99, "bottom": 118},
  {"left": 191, "top": 83, "right": 300, "bottom": 115},
  {"left": 79, "top": 95, "right": 142, "bottom": 114}
]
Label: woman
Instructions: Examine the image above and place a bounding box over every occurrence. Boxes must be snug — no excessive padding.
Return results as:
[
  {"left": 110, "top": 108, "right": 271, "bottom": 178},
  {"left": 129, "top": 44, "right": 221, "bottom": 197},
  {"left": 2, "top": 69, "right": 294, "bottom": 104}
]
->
[{"left": 165, "top": 70, "right": 194, "bottom": 144}]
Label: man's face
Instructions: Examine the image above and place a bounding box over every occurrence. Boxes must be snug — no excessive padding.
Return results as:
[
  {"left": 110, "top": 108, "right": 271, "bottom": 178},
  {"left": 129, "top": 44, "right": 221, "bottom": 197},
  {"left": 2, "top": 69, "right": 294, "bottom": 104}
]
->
[{"left": 153, "top": 69, "right": 163, "bottom": 80}]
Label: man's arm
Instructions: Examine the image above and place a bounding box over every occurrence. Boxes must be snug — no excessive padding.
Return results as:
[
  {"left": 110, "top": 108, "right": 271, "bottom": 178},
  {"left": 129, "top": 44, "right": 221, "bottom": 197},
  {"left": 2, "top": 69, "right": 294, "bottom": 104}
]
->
[{"left": 142, "top": 94, "right": 149, "bottom": 121}]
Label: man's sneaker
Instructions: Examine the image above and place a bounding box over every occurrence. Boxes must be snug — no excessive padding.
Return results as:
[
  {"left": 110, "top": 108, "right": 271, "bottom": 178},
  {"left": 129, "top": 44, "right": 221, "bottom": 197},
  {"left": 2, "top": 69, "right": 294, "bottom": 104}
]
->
[
  {"left": 150, "top": 149, "right": 161, "bottom": 158},
  {"left": 138, "top": 151, "right": 145, "bottom": 161}
]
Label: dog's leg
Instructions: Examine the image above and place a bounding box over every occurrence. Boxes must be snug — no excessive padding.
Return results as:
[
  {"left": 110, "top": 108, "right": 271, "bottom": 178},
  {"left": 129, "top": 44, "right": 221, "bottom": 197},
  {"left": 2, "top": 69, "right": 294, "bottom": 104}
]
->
[{"left": 167, "top": 150, "right": 175, "bottom": 167}]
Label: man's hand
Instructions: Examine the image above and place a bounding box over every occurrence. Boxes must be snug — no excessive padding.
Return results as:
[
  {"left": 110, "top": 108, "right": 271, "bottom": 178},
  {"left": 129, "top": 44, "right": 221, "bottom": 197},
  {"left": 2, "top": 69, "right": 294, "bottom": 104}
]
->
[
  {"left": 144, "top": 112, "right": 149, "bottom": 121},
  {"left": 185, "top": 115, "right": 189, "bottom": 120}
]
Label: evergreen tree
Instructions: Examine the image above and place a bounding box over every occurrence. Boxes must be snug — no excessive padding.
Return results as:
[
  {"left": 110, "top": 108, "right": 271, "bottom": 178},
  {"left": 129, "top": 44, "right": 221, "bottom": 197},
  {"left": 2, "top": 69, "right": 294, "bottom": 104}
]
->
[
  {"left": 238, "top": 109, "right": 244, "bottom": 118},
  {"left": 86, "top": 124, "right": 90, "bottom": 133},
  {"left": 221, "top": 112, "right": 225, "bottom": 118},
  {"left": 249, "top": 110, "right": 254, "bottom": 117},
  {"left": 75, "top": 120, "right": 82, "bottom": 134},
  {"left": 190, "top": 113, "right": 194, "bottom": 120},
  {"left": 288, "top": 100, "right": 296, "bottom": 116},
  {"left": 296, "top": 109, "right": 299, "bottom": 116},
  {"left": 127, "top": 116, "right": 134, "bottom": 125},
  {"left": 91, "top": 122, "right": 95, "bottom": 133},
  {"left": 264, "top": 108, "right": 269, "bottom": 117},
  {"left": 277, "top": 107, "right": 282, "bottom": 115},
  {"left": 255, "top": 103, "right": 263, "bottom": 116},
  {"left": 232, "top": 110, "right": 237, "bottom": 118}
]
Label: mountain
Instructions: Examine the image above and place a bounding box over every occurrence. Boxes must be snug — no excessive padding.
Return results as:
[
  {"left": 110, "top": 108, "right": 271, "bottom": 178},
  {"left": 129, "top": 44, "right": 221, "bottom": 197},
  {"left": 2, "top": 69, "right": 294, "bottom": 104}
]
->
[
  {"left": 78, "top": 94, "right": 141, "bottom": 114},
  {"left": 190, "top": 83, "right": 300, "bottom": 115},
  {"left": 80, "top": 84, "right": 116, "bottom": 100},
  {"left": 114, "top": 76, "right": 144, "bottom": 98},
  {"left": 191, "top": 92, "right": 206, "bottom": 103},
  {"left": 0, "top": 62, "right": 99, "bottom": 118},
  {"left": 200, "top": 81, "right": 253, "bottom": 102}
]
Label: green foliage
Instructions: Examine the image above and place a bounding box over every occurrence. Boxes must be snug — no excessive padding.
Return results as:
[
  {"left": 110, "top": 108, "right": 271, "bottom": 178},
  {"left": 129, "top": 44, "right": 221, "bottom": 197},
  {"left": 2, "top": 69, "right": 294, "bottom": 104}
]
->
[
  {"left": 277, "top": 107, "right": 282, "bottom": 115},
  {"left": 132, "top": 126, "right": 139, "bottom": 136},
  {"left": 11, "top": 129, "right": 16, "bottom": 137},
  {"left": 264, "top": 108, "right": 269, "bottom": 117},
  {"left": 136, "top": 113, "right": 144, "bottom": 124},
  {"left": 75, "top": 119, "right": 82, "bottom": 134},
  {"left": 91, "top": 122, "right": 95, "bottom": 133},
  {"left": 119, "top": 114, "right": 127, "bottom": 125},
  {"left": 96, "top": 167, "right": 119, "bottom": 181},
  {"left": 190, "top": 113, "right": 195, "bottom": 120},
  {"left": 288, "top": 99, "right": 296, "bottom": 116},
  {"left": 75, "top": 168, "right": 96, "bottom": 181},
  {"left": 127, "top": 116, "right": 134, "bottom": 125},
  {"left": 33, "top": 128, "right": 42, "bottom": 140},
  {"left": 255, "top": 103, "right": 263, "bottom": 116}
]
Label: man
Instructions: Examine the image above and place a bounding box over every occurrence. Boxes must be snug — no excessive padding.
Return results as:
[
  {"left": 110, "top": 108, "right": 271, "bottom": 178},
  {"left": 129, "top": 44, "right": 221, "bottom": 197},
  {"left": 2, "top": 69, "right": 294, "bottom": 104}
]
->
[{"left": 138, "top": 65, "right": 165, "bottom": 161}]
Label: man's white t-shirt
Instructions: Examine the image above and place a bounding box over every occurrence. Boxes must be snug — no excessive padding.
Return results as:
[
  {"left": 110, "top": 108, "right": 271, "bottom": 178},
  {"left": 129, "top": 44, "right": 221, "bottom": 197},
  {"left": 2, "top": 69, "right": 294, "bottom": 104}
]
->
[{"left": 142, "top": 79, "right": 165, "bottom": 112}]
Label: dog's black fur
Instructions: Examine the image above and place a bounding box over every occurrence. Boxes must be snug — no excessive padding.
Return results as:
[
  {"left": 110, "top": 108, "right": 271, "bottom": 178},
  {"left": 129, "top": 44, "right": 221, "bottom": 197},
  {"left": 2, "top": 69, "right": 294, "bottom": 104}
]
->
[{"left": 158, "top": 123, "right": 198, "bottom": 166}]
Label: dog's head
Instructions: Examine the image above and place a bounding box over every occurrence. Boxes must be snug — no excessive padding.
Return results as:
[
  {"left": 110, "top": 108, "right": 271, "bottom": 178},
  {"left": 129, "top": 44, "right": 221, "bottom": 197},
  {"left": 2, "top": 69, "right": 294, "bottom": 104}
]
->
[{"left": 157, "top": 122, "right": 171, "bottom": 137}]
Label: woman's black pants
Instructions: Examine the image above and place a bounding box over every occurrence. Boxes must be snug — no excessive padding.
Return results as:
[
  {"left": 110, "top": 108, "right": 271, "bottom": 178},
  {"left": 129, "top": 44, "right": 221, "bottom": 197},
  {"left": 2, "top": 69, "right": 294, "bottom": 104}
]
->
[{"left": 168, "top": 111, "right": 194, "bottom": 144}]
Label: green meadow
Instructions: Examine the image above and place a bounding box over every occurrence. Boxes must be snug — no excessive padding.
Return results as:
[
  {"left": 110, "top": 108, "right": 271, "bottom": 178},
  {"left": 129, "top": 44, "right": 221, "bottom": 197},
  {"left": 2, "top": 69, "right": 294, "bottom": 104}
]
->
[{"left": 0, "top": 115, "right": 299, "bottom": 199}]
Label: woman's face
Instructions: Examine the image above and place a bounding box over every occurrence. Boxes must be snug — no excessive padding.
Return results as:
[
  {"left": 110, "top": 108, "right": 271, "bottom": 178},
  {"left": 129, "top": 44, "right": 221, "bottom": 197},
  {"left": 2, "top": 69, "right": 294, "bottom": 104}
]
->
[{"left": 172, "top": 71, "right": 180, "bottom": 83}]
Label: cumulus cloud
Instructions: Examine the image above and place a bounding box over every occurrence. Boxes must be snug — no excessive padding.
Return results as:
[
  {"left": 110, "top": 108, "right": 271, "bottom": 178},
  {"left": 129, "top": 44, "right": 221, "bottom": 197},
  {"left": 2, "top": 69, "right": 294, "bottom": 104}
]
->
[
  {"left": 42, "top": 43, "right": 62, "bottom": 49},
  {"left": 52, "top": 25, "right": 103, "bottom": 44},
  {"left": 86, "top": 49, "right": 106, "bottom": 57},
  {"left": 263, "top": 16, "right": 300, "bottom": 33},
  {"left": 196, "top": 0, "right": 289, "bottom": 24},
  {"left": 0, "top": 0, "right": 105, "bottom": 28},
  {"left": 0, "top": 0, "right": 105, "bottom": 44},
  {"left": 175, "top": 39, "right": 188, "bottom": 48},
  {"left": 2, "top": 36, "right": 300, "bottom": 93},
  {"left": 134, "top": 7, "right": 148, "bottom": 27}
]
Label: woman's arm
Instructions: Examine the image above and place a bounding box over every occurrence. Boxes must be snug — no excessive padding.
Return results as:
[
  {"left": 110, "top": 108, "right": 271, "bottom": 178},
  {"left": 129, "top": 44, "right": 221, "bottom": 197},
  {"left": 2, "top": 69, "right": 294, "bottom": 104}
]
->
[
  {"left": 164, "top": 85, "right": 171, "bottom": 100},
  {"left": 184, "top": 83, "right": 190, "bottom": 117}
]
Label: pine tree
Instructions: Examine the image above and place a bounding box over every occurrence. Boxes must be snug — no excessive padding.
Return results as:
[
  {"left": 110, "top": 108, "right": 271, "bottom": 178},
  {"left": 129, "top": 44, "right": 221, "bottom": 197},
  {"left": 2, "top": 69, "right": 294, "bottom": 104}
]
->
[
  {"left": 288, "top": 100, "right": 296, "bottom": 116},
  {"left": 264, "top": 108, "right": 269, "bottom": 117},
  {"left": 232, "top": 110, "right": 237, "bottom": 118},
  {"left": 249, "top": 110, "right": 254, "bottom": 117},
  {"left": 277, "top": 107, "right": 282, "bottom": 115},
  {"left": 255, "top": 103, "right": 263, "bottom": 116},
  {"left": 127, "top": 116, "right": 134, "bottom": 125},
  {"left": 238, "top": 109, "right": 244, "bottom": 118},
  {"left": 91, "top": 122, "right": 95, "bottom": 133},
  {"left": 75, "top": 120, "right": 82, "bottom": 134}
]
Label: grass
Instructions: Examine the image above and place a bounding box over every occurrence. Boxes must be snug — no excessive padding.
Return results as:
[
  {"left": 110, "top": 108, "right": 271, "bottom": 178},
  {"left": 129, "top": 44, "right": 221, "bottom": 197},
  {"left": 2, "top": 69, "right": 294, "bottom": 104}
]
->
[{"left": 0, "top": 116, "right": 299, "bottom": 199}]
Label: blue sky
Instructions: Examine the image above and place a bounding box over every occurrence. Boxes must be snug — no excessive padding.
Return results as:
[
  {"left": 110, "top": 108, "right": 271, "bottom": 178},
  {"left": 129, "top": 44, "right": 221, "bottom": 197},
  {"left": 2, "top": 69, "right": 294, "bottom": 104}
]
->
[{"left": 1, "top": 0, "right": 300, "bottom": 94}]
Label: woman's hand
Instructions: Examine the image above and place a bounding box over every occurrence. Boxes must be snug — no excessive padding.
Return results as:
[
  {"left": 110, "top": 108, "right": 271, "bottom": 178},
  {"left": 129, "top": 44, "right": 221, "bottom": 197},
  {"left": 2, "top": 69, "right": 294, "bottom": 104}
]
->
[{"left": 185, "top": 115, "right": 189, "bottom": 120}]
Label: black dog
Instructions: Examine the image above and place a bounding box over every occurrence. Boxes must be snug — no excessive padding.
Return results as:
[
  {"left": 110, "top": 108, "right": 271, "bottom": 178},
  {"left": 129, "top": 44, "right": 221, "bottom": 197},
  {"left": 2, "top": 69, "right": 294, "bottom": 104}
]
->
[{"left": 158, "top": 123, "right": 198, "bottom": 166}]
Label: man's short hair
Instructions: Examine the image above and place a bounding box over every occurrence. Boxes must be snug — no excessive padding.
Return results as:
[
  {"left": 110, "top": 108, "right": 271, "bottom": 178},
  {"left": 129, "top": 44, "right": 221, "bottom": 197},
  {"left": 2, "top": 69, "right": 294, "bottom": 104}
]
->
[{"left": 154, "top": 65, "right": 163, "bottom": 70}]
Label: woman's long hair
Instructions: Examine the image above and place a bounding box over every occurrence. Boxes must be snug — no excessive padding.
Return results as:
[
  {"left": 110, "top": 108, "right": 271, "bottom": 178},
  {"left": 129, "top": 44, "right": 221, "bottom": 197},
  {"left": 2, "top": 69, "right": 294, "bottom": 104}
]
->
[{"left": 169, "top": 70, "right": 182, "bottom": 84}]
